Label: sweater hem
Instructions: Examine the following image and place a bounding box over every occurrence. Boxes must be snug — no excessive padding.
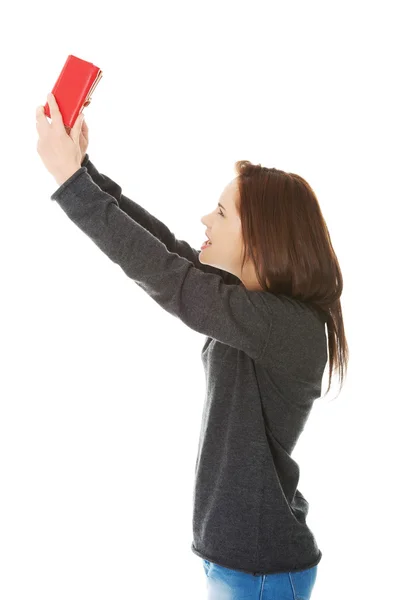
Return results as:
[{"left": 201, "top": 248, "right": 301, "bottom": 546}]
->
[{"left": 191, "top": 541, "right": 322, "bottom": 576}]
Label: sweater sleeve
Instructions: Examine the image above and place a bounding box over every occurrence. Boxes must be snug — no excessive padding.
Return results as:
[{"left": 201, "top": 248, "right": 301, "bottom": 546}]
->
[
  {"left": 80, "top": 154, "right": 241, "bottom": 286},
  {"left": 50, "top": 167, "right": 272, "bottom": 362}
]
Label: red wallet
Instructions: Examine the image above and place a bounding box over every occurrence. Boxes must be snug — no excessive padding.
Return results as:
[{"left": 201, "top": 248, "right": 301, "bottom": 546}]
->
[{"left": 44, "top": 54, "right": 103, "bottom": 132}]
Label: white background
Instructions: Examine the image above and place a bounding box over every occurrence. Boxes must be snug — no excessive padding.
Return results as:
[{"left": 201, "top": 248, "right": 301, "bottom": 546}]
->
[{"left": 1, "top": 1, "right": 399, "bottom": 598}]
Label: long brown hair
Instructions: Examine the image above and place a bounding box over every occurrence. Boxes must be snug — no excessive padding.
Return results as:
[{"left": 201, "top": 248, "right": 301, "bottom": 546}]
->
[{"left": 234, "top": 160, "right": 349, "bottom": 399}]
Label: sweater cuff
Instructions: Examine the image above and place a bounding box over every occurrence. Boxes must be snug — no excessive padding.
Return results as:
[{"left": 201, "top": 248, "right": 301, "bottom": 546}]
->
[
  {"left": 50, "top": 166, "right": 88, "bottom": 201},
  {"left": 81, "top": 153, "right": 90, "bottom": 167}
]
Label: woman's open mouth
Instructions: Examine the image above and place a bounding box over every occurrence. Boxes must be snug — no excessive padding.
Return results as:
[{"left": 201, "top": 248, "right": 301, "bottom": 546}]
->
[{"left": 201, "top": 240, "right": 212, "bottom": 250}]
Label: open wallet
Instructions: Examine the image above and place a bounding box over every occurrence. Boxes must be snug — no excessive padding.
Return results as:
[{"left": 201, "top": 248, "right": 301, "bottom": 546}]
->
[{"left": 44, "top": 54, "right": 103, "bottom": 133}]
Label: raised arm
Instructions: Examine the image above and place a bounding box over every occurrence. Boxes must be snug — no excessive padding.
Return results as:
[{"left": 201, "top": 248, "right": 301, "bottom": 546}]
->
[
  {"left": 50, "top": 167, "right": 272, "bottom": 363},
  {"left": 81, "top": 154, "right": 241, "bottom": 286}
]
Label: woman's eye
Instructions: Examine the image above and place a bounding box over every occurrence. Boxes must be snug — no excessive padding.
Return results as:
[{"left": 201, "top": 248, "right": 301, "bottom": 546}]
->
[{"left": 218, "top": 209, "right": 224, "bottom": 217}]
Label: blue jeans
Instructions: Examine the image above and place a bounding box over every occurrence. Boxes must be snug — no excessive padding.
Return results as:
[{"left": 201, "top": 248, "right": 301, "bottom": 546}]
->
[{"left": 203, "top": 560, "right": 318, "bottom": 599}]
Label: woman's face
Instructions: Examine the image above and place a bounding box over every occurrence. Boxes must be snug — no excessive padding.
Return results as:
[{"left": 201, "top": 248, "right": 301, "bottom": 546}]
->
[
  {"left": 200, "top": 178, "right": 263, "bottom": 290},
  {"left": 200, "top": 178, "right": 243, "bottom": 274}
]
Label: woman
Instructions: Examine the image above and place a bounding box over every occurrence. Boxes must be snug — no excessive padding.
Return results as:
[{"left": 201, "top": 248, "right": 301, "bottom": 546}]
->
[{"left": 39, "top": 107, "right": 349, "bottom": 599}]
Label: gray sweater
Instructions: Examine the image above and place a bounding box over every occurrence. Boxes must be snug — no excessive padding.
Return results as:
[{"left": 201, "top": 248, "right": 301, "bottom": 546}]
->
[{"left": 50, "top": 153, "right": 328, "bottom": 576}]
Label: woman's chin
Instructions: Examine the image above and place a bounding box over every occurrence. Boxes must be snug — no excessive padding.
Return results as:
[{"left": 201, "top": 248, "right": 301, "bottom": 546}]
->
[{"left": 199, "top": 247, "right": 211, "bottom": 262}]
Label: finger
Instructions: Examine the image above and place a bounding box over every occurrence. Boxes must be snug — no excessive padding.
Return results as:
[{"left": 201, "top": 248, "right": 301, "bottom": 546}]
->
[
  {"left": 70, "top": 113, "right": 85, "bottom": 144},
  {"left": 46, "top": 92, "right": 64, "bottom": 129},
  {"left": 36, "top": 105, "right": 50, "bottom": 136}
]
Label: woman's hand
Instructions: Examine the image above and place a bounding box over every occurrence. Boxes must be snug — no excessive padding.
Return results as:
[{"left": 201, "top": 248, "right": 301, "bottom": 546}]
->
[{"left": 36, "top": 93, "right": 84, "bottom": 186}]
